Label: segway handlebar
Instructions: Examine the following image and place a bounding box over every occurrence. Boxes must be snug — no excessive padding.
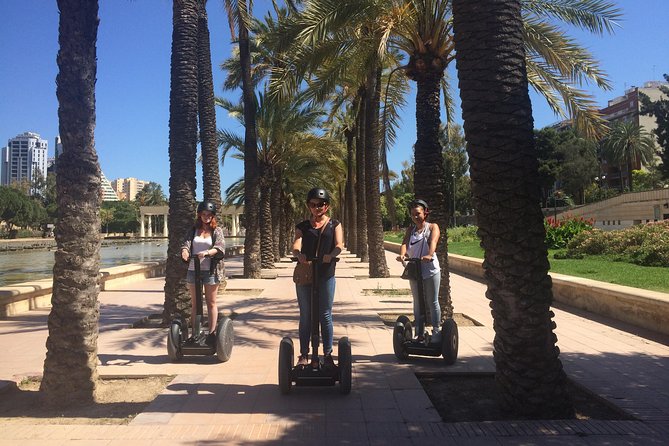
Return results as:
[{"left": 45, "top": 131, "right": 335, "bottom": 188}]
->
[{"left": 290, "top": 256, "right": 340, "bottom": 263}]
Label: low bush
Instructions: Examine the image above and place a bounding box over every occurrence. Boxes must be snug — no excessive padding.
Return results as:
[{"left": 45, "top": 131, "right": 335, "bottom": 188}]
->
[
  {"left": 568, "top": 220, "right": 669, "bottom": 267},
  {"left": 448, "top": 225, "right": 479, "bottom": 243},
  {"left": 544, "top": 215, "right": 594, "bottom": 249}
]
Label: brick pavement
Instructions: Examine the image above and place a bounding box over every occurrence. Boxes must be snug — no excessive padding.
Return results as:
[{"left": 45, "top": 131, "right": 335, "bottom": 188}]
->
[{"left": 0, "top": 250, "right": 667, "bottom": 444}]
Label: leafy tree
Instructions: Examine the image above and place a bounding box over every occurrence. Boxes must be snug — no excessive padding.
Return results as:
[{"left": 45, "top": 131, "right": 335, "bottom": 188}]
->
[
  {"left": 452, "top": 0, "right": 573, "bottom": 418},
  {"left": 556, "top": 132, "right": 599, "bottom": 204},
  {"left": 42, "top": 0, "right": 101, "bottom": 407},
  {"left": 640, "top": 74, "right": 669, "bottom": 179},
  {"left": 134, "top": 181, "right": 167, "bottom": 206},
  {"left": 103, "top": 201, "right": 139, "bottom": 236},
  {"left": 534, "top": 127, "right": 565, "bottom": 206}
]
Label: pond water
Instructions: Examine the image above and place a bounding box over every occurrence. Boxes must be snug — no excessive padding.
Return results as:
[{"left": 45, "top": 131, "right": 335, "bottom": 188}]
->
[{"left": 0, "top": 241, "right": 168, "bottom": 287}]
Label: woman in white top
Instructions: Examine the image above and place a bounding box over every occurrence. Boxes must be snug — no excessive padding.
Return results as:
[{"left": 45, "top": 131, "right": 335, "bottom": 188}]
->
[
  {"left": 397, "top": 199, "right": 441, "bottom": 343},
  {"left": 180, "top": 201, "right": 225, "bottom": 344}
]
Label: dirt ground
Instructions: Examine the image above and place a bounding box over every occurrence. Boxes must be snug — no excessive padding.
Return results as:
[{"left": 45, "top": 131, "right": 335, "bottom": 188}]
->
[
  {"left": 0, "top": 376, "right": 173, "bottom": 425},
  {"left": 419, "top": 373, "right": 636, "bottom": 422}
]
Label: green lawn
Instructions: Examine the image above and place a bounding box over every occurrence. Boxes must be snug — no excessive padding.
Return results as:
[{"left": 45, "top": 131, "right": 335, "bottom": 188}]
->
[{"left": 388, "top": 238, "right": 669, "bottom": 293}]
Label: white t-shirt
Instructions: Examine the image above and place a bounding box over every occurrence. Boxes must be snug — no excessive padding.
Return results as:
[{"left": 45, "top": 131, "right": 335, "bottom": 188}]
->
[
  {"left": 406, "top": 224, "right": 440, "bottom": 279},
  {"left": 188, "top": 233, "right": 212, "bottom": 271}
]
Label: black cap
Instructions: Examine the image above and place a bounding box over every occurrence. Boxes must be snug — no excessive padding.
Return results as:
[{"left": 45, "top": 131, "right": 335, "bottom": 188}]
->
[
  {"left": 408, "top": 199, "right": 428, "bottom": 211},
  {"left": 307, "top": 187, "right": 331, "bottom": 203},
  {"left": 197, "top": 201, "right": 217, "bottom": 215}
]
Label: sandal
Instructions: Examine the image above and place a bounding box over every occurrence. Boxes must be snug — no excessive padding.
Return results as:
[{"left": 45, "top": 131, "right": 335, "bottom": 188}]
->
[
  {"left": 296, "top": 355, "right": 309, "bottom": 367},
  {"left": 310, "top": 355, "right": 320, "bottom": 369}
]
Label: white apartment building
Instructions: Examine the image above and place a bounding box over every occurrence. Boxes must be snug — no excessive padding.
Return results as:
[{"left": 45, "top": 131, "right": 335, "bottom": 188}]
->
[{"left": 1, "top": 132, "right": 48, "bottom": 192}]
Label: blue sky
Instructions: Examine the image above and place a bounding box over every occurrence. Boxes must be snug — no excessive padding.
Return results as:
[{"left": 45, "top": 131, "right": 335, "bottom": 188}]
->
[{"left": 1, "top": 1, "right": 668, "bottom": 198}]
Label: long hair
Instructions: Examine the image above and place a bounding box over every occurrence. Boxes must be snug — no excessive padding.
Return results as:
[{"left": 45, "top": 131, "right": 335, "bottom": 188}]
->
[{"left": 195, "top": 212, "right": 217, "bottom": 230}]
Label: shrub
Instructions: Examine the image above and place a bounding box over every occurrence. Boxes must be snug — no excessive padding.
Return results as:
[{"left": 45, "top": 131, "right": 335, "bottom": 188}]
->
[
  {"left": 568, "top": 220, "right": 669, "bottom": 267},
  {"left": 448, "top": 225, "right": 479, "bottom": 243},
  {"left": 544, "top": 214, "right": 594, "bottom": 249}
]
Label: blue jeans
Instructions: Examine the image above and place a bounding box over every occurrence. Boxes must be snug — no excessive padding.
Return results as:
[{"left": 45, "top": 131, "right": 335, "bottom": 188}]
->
[
  {"left": 409, "top": 272, "right": 441, "bottom": 336},
  {"left": 296, "top": 275, "right": 336, "bottom": 357}
]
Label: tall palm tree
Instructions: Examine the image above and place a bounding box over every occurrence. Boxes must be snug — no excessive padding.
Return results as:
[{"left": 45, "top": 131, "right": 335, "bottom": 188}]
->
[
  {"left": 42, "top": 0, "right": 101, "bottom": 406},
  {"left": 197, "top": 0, "right": 222, "bottom": 209},
  {"left": 224, "top": 0, "right": 262, "bottom": 278},
  {"left": 452, "top": 0, "right": 573, "bottom": 418},
  {"left": 218, "top": 92, "right": 344, "bottom": 263},
  {"left": 603, "top": 121, "right": 657, "bottom": 192},
  {"left": 163, "top": 0, "right": 199, "bottom": 323}
]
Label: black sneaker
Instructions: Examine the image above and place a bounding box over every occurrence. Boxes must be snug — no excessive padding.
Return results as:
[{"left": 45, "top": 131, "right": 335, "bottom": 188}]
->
[
  {"left": 206, "top": 333, "right": 216, "bottom": 346},
  {"left": 323, "top": 354, "right": 335, "bottom": 369}
]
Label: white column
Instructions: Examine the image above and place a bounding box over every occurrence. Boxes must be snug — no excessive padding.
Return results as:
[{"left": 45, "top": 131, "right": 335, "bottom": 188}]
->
[
  {"left": 163, "top": 213, "right": 168, "bottom": 237},
  {"left": 147, "top": 215, "right": 153, "bottom": 237},
  {"left": 140, "top": 215, "right": 145, "bottom": 238},
  {"left": 232, "top": 213, "right": 239, "bottom": 236}
]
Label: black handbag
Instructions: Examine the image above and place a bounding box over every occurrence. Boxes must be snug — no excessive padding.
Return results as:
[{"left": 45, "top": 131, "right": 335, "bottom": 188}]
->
[{"left": 401, "top": 261, "right": 420, "bottom": 280}]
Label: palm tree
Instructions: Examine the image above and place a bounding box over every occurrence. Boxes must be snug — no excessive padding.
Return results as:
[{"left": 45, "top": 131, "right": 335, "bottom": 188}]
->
[
  {"left": 197, "top": 0, "right": 222, "bottom": 209},
  {"left": 452, "top": 0, "right": 573, "bottom": 418},
  {"left": 41, "top": 0, "right": 101, "bottom": 406},
  {"left": 218, "top": 92, "right": 344, "bottom": 264},
  {"left": 163, "top": 0, "right": 199, "bottom": 324},
  {"left": 603, "top": 121, "right": 657, "bottom": 192},
  {"left": 224, "top": 0, "right": 262, "bottom": 278}
]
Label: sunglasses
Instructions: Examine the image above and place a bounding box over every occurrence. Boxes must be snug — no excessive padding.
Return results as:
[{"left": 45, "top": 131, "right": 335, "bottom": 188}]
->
[{"left": 308, "top": 201, "right": 327, "bottom": 209}]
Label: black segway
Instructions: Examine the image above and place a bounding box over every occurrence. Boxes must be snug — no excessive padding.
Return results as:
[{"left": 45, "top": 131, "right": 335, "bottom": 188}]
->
[
  {"left": 393, "top": 258, "right": 458, "bottom": 364},
  {"left": 279, "top": 257, "right": 351, "bottom": 395},
  {"left": 167, "top": 255, "right": 234, "bottom": 362}
]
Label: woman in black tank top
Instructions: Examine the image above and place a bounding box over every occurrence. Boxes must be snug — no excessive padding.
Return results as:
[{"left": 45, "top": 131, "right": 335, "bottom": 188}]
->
[{"left": 292, "top": 188, "right": 344, "bottom": 368}]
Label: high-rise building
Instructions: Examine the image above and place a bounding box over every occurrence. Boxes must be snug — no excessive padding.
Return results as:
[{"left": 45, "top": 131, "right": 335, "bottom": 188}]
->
[
  {"left": 111, "top": 177, "right": 147, "bottom": 201},
  {"left": 1, "top": 132, "right": 48, "bottom": 192},
  {"left": 101, "top": 172, "right": 119, "bottom": 201}
]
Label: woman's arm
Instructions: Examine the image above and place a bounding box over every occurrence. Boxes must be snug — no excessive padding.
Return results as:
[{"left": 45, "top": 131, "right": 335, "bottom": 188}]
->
[
  {"left": 424, "top": 223, "right": 440, "bottom": 261},
  {"left": 323, "top": 222, "right": 343, "bottom": 263},
  {"left": 292, "top": 228, "right": 306, "bottom": 263},
  {"left": 397, "top": 227, "right": 411, "bottom": 261}
]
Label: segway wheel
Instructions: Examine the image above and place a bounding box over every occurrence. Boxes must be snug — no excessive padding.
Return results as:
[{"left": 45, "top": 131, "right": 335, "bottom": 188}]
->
[
  {"left": 393, "top": 315, "right": 412, "bottom": 360},
  {"left": 441, "top": 318, "right": 459, "bottom": 365},
  {"left": 167, "top": 320, "right": 183, "bottom": 362},
  {"left": 338, "top": 337, "right": 352, "bottom": 395},
  {"left": 279, "top": 337, "right": 294, "bottom": 394},
  {"left": 216, "top": 316, "right": 234, "bottom": 362}
]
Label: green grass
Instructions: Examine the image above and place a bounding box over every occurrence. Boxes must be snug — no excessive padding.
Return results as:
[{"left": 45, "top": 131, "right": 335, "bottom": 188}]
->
[{"left": 387, "top": 237, "right": 669, "bottom": 294}]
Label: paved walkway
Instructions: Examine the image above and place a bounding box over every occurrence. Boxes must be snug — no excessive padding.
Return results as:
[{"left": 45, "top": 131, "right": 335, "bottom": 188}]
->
[{"left": 0, "top": 250, "right": 668, "bottom": 445}]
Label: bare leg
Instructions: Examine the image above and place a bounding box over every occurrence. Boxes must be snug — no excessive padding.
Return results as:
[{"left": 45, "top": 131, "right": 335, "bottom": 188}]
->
[
  {"left": 204, "top": 284, "right": 219, "bottom": 333},
  {"left": 187, "top": 283, "right": 196, "bottom": 338}
]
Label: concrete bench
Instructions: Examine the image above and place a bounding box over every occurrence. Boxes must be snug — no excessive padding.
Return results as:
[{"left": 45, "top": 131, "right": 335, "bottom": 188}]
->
[{"left": 0, "top": 261, "right": 166, "bottom": 318}]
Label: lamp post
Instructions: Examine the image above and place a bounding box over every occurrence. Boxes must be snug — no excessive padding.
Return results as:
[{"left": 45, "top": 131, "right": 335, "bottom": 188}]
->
[{"left": 452, "top": 172, "right": 457, "bottom": 227}]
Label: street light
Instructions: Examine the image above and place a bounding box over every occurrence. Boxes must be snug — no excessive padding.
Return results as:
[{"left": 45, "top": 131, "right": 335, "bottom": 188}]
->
[{"left": 452, "top": 172, "right": 457, "bottom": 227}]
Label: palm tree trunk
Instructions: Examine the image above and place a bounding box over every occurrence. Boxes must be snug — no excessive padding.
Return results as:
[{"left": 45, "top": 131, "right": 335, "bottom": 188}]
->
[
  {"left": 453, "top": 0, "right": 573, "bottom": 418},
  {"left": 259, "top": 163, "right": 274, "bottom": 269},
  {"left": 163, "top": 0, "right": 199, "bottom": 325},
  {"left": 344, "top": 126, "right": 357, "bottom": 253},
  {"left": 365, "top": 66, "right": 389, "bottom": 277},
  {"left": 355, "top": 89, "right": 369, "bottom": 262},
  {"left": 414, "top": 68, "right": 452, "bottom": 318},
  {"left": 238, "top": 0, "right": 261, "bottom": 278},
  {"left": 42, "top": 0, "right": 101, "bottom": 406},
  {"left": 271, "top": 171, "right": 282, "bottom": 261},
  {"left": 381, "top": 144, "right": 397, "bottom": 229},
  {"left": 197, "top": 0, "right": 221, "bottom": 208}
]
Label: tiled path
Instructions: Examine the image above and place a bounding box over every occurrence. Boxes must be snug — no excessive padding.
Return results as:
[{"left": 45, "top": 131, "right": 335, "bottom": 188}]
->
[{"left": 0, "top": 250, "right": 668, "bottom": 445}]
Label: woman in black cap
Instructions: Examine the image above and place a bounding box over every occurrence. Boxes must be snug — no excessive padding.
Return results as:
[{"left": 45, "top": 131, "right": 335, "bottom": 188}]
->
[
  {"left": 292, "top": 188, "right": 344, "bottom": 368},
  {"left": 180, "top": 201, "right": 225, "bottom": 344}
]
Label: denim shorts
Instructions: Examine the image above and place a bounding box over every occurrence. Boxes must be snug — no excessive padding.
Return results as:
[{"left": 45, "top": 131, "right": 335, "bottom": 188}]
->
[{"left": 186, "top": 270, "right": 219, "bottom": 285}]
